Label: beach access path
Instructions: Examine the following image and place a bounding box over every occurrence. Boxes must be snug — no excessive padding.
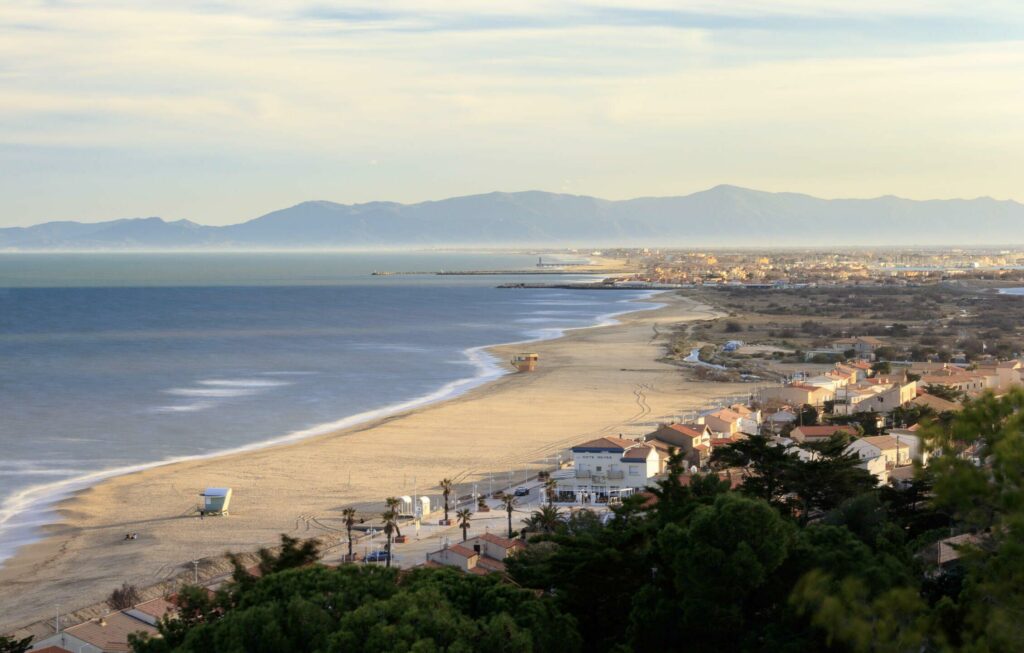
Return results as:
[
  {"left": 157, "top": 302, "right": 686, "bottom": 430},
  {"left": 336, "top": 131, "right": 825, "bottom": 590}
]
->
[{"left": 0, "top": 292, "right": 749, "bottom": 633}]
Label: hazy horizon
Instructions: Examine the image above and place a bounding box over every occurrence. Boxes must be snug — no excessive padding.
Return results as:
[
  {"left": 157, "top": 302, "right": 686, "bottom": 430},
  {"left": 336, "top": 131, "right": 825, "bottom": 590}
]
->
[
  {"left": 4, "top": 184, "right": 1024, "bottom": 230},
  {"left": 3, "top": 1, "right": 1024, "bottom": 228}
]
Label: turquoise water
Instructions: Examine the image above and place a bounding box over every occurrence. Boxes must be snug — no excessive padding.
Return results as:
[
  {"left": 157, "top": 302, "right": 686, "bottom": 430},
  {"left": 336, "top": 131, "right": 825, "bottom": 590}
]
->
[{"left": 0, "top": 252, "right": 655, "bottom": 562}]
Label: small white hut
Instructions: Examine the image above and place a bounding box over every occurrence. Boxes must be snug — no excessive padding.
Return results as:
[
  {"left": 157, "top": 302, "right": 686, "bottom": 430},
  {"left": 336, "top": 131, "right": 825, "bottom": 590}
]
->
[{"left": 200, "top": 488, "right": 232, "bottom": 516}]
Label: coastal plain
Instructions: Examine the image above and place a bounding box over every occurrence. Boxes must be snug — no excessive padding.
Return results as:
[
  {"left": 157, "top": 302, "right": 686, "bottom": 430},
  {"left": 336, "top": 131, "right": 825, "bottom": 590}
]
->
[{"left": 0, "top": 292, "right": 747, "bottom": 632}]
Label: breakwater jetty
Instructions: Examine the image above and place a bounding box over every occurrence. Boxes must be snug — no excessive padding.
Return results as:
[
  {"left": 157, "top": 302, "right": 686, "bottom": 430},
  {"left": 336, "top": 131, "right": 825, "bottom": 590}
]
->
[
  {"left": 372, "top": 269, "right": 629, "bottom": 276},
  {"left": 498, "top": 282, "right": 689, "bottom": 290}
]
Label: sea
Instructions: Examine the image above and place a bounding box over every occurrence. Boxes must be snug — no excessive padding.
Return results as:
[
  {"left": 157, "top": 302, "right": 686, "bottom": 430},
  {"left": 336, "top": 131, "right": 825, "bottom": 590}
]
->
[{"left": 0, "top": 252, "right": 657, "bottom": 563}]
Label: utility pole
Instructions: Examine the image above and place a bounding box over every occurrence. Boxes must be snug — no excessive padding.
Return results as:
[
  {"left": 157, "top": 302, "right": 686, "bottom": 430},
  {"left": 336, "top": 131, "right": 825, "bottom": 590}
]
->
[{"left": 192, "top": 560, "right": 199, "bottom": 584}]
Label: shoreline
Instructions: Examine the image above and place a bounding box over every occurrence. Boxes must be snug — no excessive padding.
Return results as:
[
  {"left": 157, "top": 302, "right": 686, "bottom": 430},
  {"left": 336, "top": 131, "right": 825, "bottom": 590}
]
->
[
  {"left": 0, "top": 291, "right": 664, "bottom": 568},
  {"left": 0, "top": 290, "right": 744, "bottom": 633}
]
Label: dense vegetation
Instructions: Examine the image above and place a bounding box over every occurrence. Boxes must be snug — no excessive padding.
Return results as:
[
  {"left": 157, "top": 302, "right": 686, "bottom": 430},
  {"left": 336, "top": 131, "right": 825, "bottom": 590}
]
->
[{"left": 132, "top": 391, "right": 1024, "bottom": 652}]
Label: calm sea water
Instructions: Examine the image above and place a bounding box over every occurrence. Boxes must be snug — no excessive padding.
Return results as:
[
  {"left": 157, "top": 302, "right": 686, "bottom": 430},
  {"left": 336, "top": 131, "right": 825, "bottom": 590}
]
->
[{"left": 0, "top": 253, "right": 655, "bottom": 562}]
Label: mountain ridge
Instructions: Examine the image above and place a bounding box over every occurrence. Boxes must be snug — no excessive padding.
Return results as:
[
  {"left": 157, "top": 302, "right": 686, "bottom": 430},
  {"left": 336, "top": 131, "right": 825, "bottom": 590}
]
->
[{"left": 3, "top": 186, "right": 1022, "bottom": 249}]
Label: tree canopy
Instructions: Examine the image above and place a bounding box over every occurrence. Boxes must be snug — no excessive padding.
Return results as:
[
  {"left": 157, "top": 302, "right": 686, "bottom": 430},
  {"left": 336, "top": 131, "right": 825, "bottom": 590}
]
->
[{"left": 126, "top": 390, "right": 1024, "bottom": 652}]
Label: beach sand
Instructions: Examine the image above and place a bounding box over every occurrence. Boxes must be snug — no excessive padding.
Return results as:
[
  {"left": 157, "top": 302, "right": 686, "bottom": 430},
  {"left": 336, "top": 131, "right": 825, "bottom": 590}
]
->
[{"left": 0, "top": 292, "right": 748, "bottom": 632}]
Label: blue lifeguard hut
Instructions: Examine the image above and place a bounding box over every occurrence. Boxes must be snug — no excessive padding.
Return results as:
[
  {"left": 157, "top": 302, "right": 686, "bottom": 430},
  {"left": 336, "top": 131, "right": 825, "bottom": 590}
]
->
[{"left": 200, "top": 487, "right": 233, "bottom": 516}]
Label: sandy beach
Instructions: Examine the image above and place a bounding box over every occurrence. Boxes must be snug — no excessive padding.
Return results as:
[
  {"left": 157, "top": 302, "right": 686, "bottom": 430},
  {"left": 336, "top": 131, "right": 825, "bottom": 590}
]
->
[{"left": 0, "top": 291, "right": 747, "bottom": 633}]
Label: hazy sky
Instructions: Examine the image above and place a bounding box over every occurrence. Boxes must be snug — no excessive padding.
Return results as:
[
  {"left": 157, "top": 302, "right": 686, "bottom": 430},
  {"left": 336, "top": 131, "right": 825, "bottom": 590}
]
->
[{"left": 2, "top": 1, "right": 1023, "bottom": 227}]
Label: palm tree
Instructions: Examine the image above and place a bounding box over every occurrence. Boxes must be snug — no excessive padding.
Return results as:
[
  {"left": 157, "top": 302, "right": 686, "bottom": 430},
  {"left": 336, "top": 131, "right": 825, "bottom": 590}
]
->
[
  {"left": 384, "top": 496, "right": 403, "bottom": 538},
  {"left": 342, "top": 507, "right": 357, "bottom": 561},
  {"left": 382, "top": 509, "right": 398, "bottom": 568},
  {"left": 456, "top": 508, "right": 472, "bottom": 541},
  {"left": 544, "top": 478, "right": 558, "bottom": 506},
  {"left": 439, "top": 478, "right": 454, "bottom": 522},
  {"left": 523, "top": 504, "right": 562, "bottom": 534},
  {"left": 500, "top": 493, "right": 518, "bottom": 538}
]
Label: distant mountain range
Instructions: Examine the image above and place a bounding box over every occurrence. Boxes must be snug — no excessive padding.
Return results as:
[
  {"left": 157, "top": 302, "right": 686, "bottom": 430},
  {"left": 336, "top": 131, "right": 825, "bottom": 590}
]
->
[{"left": 3, "top": 185, "right": 1023, "bottom": 249}]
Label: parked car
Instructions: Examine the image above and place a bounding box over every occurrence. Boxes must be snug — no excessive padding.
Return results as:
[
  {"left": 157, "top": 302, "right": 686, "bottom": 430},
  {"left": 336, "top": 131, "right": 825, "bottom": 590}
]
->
[
  {"left": 513, "top": 487, "right": 530, "bottom": 497},
  {"left": 365, "top": 550, "right": 391, "bottom": 563}
]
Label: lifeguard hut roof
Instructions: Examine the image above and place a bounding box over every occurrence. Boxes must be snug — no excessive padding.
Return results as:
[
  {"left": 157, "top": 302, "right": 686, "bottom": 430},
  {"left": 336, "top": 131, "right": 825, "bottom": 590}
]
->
[{"left": 200, "top": 487, "right": 233, "bottom": 514}]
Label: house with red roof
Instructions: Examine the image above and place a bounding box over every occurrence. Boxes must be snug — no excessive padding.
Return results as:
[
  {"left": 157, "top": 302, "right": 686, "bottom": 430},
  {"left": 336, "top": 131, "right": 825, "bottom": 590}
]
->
[
  {"left": 645, "top": 423, "right": 712, "bottom": 469},
  {"left": 790, "top": 424, "right": 857, "bottom": 444},
  {"left": 425, "top": 532, "right": 525, "bottom": 576},
  {"left": 702, "top": 408, "right": 744, "bottom": 436}
]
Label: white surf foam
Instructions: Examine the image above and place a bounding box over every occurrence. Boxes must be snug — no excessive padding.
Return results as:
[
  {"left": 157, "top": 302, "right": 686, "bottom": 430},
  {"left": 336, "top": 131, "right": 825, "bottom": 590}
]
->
[
  {"left": 0, "top": 290, "right": 667, "bottom": 566},
  {"left": 163, "top": 387, "right": 260, "bottom": 398},
  {"left": 199, "top": 379, "right": 293, "bottom": 388},
  {"left": 150, "top": 401, "right": 216, "bottom": 413}
]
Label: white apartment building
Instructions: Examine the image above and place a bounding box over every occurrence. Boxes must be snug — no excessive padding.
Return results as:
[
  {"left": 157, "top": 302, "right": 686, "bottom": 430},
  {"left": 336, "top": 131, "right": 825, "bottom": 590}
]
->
[{"left": 553, "top": 436, "right": 659, "bottom": 503}]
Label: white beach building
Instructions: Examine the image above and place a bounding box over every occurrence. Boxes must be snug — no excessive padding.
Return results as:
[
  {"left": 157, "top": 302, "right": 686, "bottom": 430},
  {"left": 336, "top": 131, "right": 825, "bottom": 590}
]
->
[{"left": 552, "top": 436, "right": 659, "bottom": 503}]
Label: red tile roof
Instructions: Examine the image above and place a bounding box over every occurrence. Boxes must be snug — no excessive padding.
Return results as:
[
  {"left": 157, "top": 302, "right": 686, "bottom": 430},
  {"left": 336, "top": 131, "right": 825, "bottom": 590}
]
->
[
  {"left": 621, "top": 445, "right": 653, "bottom": 461},
  {"left": 446, "top": 544, "right": 479, "bottom": 559},
  {"left": 572, "top": 436, "right": 637, "bottom": 451},
  {"left": 659, "top": 424, "right": 704, "bottom": 438},
  {"left": 476, "top": 532, "right": 523, "bottom": 550},
  {"left": 706, "top": 408, "right": 743, "bottom": 422}
]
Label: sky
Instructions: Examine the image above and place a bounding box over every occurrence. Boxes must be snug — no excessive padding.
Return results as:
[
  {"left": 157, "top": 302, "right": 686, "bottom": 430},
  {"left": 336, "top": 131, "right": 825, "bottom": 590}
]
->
[{"left": 1, "top": 1, "right": 1023, "bottom": 227}]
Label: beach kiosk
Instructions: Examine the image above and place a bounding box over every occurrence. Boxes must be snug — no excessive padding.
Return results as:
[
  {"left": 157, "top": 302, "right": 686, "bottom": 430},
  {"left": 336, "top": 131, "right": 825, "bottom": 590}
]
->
[
  {"left": 200, "top": 487, "right": 232, "bottom": 516},
  {"left": 511, "top": 353, "right": 539, "bottom": 372}
]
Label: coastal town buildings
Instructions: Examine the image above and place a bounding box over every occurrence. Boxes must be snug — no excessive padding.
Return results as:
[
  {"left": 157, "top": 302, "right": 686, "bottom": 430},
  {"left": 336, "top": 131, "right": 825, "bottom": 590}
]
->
[
  {"left": 552, "top": 436, "right": 660, "bottom": 502},
  {"left": 425, "top": 533, "right": 525, "bottom": 576},
  {"left": 832, "top": 379, "right": 918, "bottom": 415}
]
